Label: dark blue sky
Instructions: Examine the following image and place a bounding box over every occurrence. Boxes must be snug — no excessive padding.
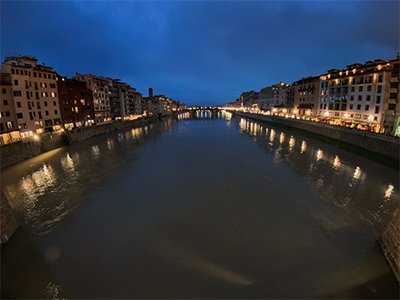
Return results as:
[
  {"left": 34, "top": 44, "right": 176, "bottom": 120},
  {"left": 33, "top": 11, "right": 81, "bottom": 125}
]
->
[{"left": 1, "top": 1, "right": 399, "bottom": 106}]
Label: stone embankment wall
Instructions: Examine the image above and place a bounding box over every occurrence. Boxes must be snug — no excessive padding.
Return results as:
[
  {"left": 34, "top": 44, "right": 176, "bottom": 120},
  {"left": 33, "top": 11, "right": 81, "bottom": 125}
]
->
[
  {"left": 235, "top": 112, "right": 400, "bottom": 162},
  {"left": 379, "top": 208, "right": 400, "bottom": 282},
  {"left": 0, "top": 192, "right": 19, "bottom": 247}
]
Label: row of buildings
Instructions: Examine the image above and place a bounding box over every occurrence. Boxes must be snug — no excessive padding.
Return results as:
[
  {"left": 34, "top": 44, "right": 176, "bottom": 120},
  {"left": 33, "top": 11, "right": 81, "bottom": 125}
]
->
[
  {"left": 227, "top": 54, "right": 400, "bottom": 136},
  {"left": 0, "top": 55, "right": 187, "bottom": 145}
]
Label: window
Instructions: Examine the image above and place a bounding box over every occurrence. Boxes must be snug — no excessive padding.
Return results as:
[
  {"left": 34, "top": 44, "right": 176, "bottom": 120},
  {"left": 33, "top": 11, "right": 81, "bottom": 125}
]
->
[
  {"left": 357, "top": 105, "right": 361, "bottom": 110},
  {"left": 5, "top": 111, "right": 10, "bottom": 117},
  {"left": 350, "top": 95, "right": 354, "bottom": 101},
  {"left": 375, "top": 106, "right": 380, "bottom": 113},
  {"left": 378, "top": 75, "right": 383, "bottom": 82},
  {"left": 39, "top": 73, "right": 42, "bottom": 78},
  {"left": 350, "top": 104, "right": 353, "bottom": 109},
  {"left": 351, "top": 87, "right": 355, "bottom": 92},
  {"left": 358, "top": 86, "right": 363, "bottom": 92},
  {"left": 37, "top": 102, "right": 41, "bottom": 109},
  {"left": 42, "top": 92, "right": 48, "bottom": 97},
  {"left": 44, "top": 101, "right": 48, "bottom": 106},
  {"left": 13, "top": 91, "right": 22, "bottom": 97},
  {"left": 44, "top": 74, "right": 47, "bottom": 79},
  {"left": 388, "top": 104, "right": 396, "bottom": 110},
  {"left": 45, "top": 110, "right": 49, "bottom": 116},
  {"left": 35, "top": 92, "right": 39, "bottom": 100},
  {"left": 377, "top": 85, "right": 382, "bottom": 93},
  {"left": 3, "top": 100, "right": 8, "bottom": 105},
  {"left": 366, "top": 95, "right": 371, "bottom": 101},
  {"left": 38, "top": 111, "right": 42, "bottom": 119},
  {"left": 377, "top": 96, "right": 381, "bottom": 104},
  {"left": 358, "top": 95, "right": 362, "bottom": 101},
  {"left": 365, "top": 105, "right": 369, "bottom": 111},
  {"left": 11, "top": 68, "right": 15, "bottom": 74},
  {"left": 367, "top": 85, "right": 371, "bottom": 91},
  {"left": 14, "top": 80, "right": 18, "bottom": 85},
  {"left": 54, "top": 110, "right": 58, "bottom": 115},
  {"left": 2, "top": 89, "right": 6, "bottom": 94},
  {"left": 29, "top": 112, "right": 33, "bottom": 120},
  {"left": 53, "top": 101, "right": 56, "bottom": 106},
  {"left": 33, "top": 72, "right": 37, "bottom": 77},
  {"left": 17, "top": 113, "right": 23, "bottom": 119},
  {"left": 16, "top": 69, "right": 19, "bottom": 75},
  {"left": 6, "top": 121, "right": 13, "bottom": 129},
  {"left": 17, "top": 101, "right": 21, "bottom": 107},
  {"left": 51, "top": 92, "right": 56, "bottom": 97},
  {"left": 50, "top": 83, "right": 56, "bottom": 88}
]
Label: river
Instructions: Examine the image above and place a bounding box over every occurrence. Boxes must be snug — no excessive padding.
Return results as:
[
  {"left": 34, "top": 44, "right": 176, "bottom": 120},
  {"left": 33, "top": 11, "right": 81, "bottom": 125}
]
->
[{"left": 1, "top": 111, "right": 399, "bottom": 299}]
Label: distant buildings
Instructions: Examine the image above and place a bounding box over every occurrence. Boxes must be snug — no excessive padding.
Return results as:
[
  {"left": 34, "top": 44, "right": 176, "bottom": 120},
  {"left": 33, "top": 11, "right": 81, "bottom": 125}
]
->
[
  {"left": 229, "top": 54, "right": 400, "bottom": 136},
  {"left": 0, "top": 54, "right": 186, "bottom": 145}
]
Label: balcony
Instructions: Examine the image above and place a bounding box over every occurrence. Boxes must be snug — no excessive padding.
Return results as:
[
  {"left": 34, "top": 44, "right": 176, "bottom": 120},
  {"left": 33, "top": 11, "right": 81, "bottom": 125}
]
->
[
  {"left": 389, "top": 88, "right": 398, "bottom": 94},
  {"left": 389, "top": 77, "right": 399, "bottom": 83},
  {"left": 387, "top": 99, "right": 397, "bottom": 104}
]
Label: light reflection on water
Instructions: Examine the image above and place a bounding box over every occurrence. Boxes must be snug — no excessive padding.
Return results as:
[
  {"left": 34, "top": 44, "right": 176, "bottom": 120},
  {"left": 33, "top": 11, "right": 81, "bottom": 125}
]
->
[
  {"left": 237, "top": 117, "right": 398, "bottom": 232},
  {"left": 1, "top": 114, "right": 399, "bottom": 299}
]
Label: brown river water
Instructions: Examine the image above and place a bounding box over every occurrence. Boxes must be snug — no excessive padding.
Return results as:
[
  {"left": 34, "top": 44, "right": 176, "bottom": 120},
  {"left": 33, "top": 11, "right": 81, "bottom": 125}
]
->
[{"left": 1, "top": 111, "right": 399, "bottom": 299}]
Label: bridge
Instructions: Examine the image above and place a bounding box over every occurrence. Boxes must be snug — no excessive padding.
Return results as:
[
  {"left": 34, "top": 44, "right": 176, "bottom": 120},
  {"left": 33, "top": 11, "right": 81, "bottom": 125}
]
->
[{"left": 172, "top": 107, "right": 222, "bottom": 119}]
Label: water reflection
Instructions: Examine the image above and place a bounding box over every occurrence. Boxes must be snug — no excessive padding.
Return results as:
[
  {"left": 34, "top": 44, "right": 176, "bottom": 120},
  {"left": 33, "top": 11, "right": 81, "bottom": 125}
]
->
[
  {"left": 301, "top": 140, "right": 307, "bottom": 153},
  {"left": 1, "top": 115, "right": 398, "bottom": 299},
  {"left": 236, "top": 116, "right": 398, "bottom": 234}
]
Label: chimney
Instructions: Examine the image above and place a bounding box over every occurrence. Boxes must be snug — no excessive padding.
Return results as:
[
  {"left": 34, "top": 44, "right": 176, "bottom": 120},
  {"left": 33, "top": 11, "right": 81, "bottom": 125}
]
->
[{"left": 149, "top": 87, "right": 153, "bottom": 98}]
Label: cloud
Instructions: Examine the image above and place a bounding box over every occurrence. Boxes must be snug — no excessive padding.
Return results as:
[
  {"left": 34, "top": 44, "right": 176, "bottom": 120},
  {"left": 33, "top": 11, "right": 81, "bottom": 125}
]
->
[{"left": 1, "top": 1, "right": 398, "bottom": 106}]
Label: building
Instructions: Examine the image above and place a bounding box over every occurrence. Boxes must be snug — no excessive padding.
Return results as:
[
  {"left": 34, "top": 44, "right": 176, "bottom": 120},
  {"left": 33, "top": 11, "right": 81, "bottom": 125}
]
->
[
  {"left": 292, "top": 76, "right": 320, "bottom": 118},
  {"left": 284, "top": 84, "right": 295, "bottom": 114},
  {"left": 258, "top": 83, "right": 286, "bottom": 112},
  {"left": 1, "top": 55, "right": 62, "bottom": 139},
  {"left": 239, "top": 90, "right": 259, "bottom": 108},
  {"left": 75, "top": 73, "right": 111, "bottom": 124},
  {"left": 0, "top": 72, "right": 20, "bottom": 144},
  {"left": 317, "top": 59, "right": 389, "bottom": 132},
  {"left": 57, "top": 76, "right": 95, "bottom": 129},
  {"left": 382, "top": 55, "right": 400, "bottom": 136}
]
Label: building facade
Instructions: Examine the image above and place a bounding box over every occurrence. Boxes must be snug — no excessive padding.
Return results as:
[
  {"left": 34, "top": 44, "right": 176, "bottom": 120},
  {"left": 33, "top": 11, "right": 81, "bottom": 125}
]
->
[
  {"left": 0, "top": 72, "right": 20, "bottom": 144},
  {"left": 1, "top": 55, "right": 62, "bottom": 138},
  {"left": 75, "top": 73, "right": 111, "bottom": 124},
  {"left": 57, "top": 76, "right": 95, "bottom": 129},
  {"left": 318, "top": 59, "right": 389, "bottom": 132},
  {"left": 293, "top": 76, "right": 320, "bottom": 118},
  {"left": 258, "top": 83, "right": 286, "bottom": 112},
  {"left": 382, "top": 56, "right": 400, "bottom": 135}
]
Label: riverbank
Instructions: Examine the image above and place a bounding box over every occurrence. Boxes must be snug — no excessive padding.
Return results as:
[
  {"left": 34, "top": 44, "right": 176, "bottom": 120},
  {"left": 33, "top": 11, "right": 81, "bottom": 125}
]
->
[
  {"left": 235, "top": 111, "right": 399, "bottom": 168},
  {"left": 0, "top": 116, "right": 160, "bottom": 170}
]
